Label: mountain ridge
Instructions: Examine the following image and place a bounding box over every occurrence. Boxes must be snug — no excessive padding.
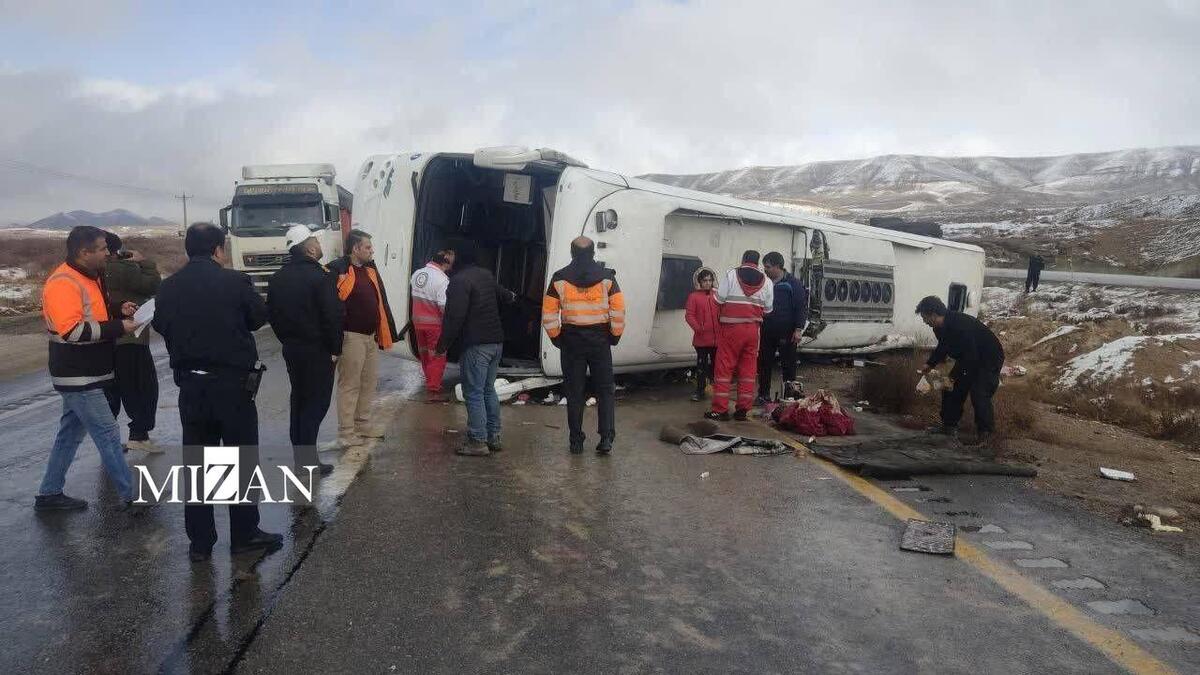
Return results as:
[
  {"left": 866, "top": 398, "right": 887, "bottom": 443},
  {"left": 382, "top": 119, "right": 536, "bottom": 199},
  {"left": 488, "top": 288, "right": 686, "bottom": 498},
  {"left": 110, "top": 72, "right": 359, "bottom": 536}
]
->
[
  {"left": 640, "top": 145, "right": 1200, "bottom": 213},
  {"left": 6, "top": 209, "right": 175, "bottom": 231}
]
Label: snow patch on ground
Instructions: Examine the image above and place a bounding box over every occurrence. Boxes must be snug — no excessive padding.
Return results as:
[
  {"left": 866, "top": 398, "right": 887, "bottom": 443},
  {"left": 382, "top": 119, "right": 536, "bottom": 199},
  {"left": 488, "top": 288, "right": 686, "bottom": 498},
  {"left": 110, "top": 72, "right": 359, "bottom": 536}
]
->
[
  {"left": 1056, "top": 334, "right": 1200, "bottom": 388},
  {"left": 0, "top": 286, "right": 31, "bottom": 300},
  {"left": 1033, "top": 325, "right": 1080, "bottom": 347},
  {"left": 0, "top": 268, "right": 28, "bottom": 281}
]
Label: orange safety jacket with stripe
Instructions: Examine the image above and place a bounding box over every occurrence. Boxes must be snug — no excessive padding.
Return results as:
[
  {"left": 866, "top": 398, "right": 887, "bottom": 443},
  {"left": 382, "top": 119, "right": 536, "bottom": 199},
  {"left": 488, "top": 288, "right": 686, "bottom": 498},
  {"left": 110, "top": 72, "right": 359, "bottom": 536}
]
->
[
  {"left": 541, "top": 270, "right": 626, "bottom": 343},
  {"left": 331, "top": 259, "right": 397, "bottom": 350},
  {"left": 42, "top": 261, "right": 124, "bottom": 391}
]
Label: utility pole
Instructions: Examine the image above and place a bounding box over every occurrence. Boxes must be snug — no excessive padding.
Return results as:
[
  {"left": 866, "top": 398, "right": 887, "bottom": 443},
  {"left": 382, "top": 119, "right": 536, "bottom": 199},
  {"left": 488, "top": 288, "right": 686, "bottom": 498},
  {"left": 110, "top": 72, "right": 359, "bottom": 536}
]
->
[{"left": 175, "top": 193, "right": 191, "bottom": 231}]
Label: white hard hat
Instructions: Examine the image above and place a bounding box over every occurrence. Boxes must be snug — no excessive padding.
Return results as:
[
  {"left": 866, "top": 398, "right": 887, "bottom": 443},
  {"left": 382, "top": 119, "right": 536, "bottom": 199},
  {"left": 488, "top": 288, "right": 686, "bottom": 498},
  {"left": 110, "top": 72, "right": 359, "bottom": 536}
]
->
[{"left": 284, "top": 223, "right": 317, "bottom": 249}]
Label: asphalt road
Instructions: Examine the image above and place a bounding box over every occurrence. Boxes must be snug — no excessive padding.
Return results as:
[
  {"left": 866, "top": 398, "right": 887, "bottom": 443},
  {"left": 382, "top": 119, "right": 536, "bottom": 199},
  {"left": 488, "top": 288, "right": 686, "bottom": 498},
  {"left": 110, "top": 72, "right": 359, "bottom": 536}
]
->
[
  {"left": 986, "top": 267, "right": 1200, "bottom": 291},
  {"left": 1, "top": 339, "right": 1198, "bottom": 673}
]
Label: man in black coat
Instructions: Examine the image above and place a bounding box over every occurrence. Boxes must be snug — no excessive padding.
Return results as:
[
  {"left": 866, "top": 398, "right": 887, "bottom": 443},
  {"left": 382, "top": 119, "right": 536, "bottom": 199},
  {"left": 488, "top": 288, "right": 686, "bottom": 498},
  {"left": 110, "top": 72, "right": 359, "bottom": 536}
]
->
[
  {"left": 435, "top": 241, "right": 516, "bottom": 456},
  {"left": 152, "top": 222, "right": 283, "bottom": 563},
  {"left": 268, "top": 225, "right": 344, "bottom": 476},
  {"left": 1025, "top": 254, "right": 1045, "bottom": 293},
  {"left": 915, "top": 295, "right": 1005, "bottom": 445},
  {"left": 757, "top": 251, "right": 810, "bottom": 403}
]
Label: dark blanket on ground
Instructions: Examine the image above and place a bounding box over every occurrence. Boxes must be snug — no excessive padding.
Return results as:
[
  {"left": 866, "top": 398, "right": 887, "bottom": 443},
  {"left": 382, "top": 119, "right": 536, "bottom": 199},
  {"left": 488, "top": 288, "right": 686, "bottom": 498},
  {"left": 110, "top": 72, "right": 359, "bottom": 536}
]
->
[{"left": 811, "top": 436, "right": 1037, "bottom": 479}]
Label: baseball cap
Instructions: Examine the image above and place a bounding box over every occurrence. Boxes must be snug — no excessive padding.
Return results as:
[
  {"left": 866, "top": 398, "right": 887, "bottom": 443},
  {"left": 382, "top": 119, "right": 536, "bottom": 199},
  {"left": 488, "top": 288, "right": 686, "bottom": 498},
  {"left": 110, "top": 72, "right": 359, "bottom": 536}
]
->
[{"left": 284, "top": 224, "right": 317, "bottom": 249}]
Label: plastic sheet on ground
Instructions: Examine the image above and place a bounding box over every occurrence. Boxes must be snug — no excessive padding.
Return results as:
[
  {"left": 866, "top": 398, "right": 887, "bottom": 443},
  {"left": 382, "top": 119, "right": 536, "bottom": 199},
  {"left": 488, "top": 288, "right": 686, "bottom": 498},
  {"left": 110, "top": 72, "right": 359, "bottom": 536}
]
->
[
  {"left": 679, "top": 434, "right": 791, "bottom": 456},
  {"left": 810, "top": 435, "right": 1037, "bottom": 479}
]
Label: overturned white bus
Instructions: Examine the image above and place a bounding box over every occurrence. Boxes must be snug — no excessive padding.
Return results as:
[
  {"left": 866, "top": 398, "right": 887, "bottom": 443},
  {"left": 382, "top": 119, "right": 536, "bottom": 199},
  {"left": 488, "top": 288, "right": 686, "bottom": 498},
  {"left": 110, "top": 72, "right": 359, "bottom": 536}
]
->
[{"left": 351, "top": 147, "right": 985, "bottom": 379}]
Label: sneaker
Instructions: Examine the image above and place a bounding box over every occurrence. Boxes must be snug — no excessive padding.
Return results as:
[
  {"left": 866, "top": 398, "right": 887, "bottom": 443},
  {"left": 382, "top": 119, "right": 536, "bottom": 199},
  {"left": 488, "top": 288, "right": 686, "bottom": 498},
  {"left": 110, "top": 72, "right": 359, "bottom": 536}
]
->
[
  {"left": 302, "top": 462, "right": 335, "bottom": 477},
  {"left": 34, "top": 493, "right": 87, "bottom": 511},
  {"left": 732, "top": 410, "right": 749, "bottom": 421},
  {"left": 189, "top": 546, "right": 212, "bottom": 563},
  {"left": 704, "top": 411, "right": 730, "bottom": 422},
  {"left": 596, "top": 440, "right": 613, "bottom": 456},
  {"left": 126, "top": 439, "right": 163, "bottom": 453},
  {"left": 118, "top": 500, "right": 153, "bottom": 516},
  {"left": 967, "top": 431, "right": 993, "bottom": 448},
  {"left": 487, "top": 438, "right": 503, "bottom": 452},
  {"left": 569, "top": 442, "right": 584, "bottom": 454},
  {"left": 690, "top": 393, "right": 702, "bottom": 402},
  {"left": 456, "top": 438, "right": 491, "bottom": 457},
  {"left": 926, "top": 424, "right": 959, "bottom": 438},
  {"left": 231, "top": 530, "right": 284, "bottom": 555}
]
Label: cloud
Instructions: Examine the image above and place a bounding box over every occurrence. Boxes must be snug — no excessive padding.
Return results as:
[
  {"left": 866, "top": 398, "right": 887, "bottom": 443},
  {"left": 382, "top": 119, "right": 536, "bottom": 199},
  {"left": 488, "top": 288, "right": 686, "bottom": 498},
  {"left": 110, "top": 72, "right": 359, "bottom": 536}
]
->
[{"left": 1, "top": 0, "right": 1198, "bottom": 221}]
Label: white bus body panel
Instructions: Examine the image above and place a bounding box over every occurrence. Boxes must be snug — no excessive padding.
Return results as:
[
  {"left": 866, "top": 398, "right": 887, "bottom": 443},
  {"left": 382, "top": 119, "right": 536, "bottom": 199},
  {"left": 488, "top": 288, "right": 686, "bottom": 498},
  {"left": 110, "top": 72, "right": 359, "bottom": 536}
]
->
[{"left": 351, "top": 149, "right": 985, "bottom": 377}]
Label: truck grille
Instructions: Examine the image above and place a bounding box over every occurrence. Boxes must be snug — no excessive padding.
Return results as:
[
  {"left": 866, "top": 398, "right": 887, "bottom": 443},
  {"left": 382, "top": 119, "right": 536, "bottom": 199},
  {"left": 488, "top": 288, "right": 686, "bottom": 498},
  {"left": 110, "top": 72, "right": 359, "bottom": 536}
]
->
[{"left": 243, "top": 253, "right": 291, "bottom": 267}]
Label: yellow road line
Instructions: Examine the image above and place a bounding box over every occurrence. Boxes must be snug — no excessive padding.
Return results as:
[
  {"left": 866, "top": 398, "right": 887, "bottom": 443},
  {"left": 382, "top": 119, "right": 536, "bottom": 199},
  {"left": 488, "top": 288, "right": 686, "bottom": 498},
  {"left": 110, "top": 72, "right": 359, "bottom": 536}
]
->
[{"left": 771, "top": 431, "right": 1177, "bottom": 675}]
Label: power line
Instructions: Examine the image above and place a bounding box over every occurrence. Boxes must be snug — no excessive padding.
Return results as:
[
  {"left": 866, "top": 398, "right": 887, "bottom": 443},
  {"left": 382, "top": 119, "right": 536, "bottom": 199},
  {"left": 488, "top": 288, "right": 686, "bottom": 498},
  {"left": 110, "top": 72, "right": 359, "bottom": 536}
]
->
[{"left": 0, "top": 156, "right": 221, "bottom": 204}]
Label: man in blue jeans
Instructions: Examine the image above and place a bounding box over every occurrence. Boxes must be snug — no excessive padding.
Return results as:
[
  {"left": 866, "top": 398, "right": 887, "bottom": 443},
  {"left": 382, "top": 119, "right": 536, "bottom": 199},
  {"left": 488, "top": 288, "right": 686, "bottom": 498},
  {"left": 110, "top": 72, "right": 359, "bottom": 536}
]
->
[
  {"left": 435, "top": 241, "right": 516, "bottom": 456},
  {"left": 37, "top": 226, "right": 142, "bottom": 512}
]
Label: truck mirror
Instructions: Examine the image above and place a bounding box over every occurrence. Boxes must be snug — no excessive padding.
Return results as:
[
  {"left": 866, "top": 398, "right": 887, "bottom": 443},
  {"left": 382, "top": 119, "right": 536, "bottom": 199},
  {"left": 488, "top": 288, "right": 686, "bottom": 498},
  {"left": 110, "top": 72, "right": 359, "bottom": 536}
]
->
[
  {"left": 219, "top": 206, "right": 231, "bottom": 232},
  {"left": 325, "top": 203, "right": 338, "bottom": 226}
]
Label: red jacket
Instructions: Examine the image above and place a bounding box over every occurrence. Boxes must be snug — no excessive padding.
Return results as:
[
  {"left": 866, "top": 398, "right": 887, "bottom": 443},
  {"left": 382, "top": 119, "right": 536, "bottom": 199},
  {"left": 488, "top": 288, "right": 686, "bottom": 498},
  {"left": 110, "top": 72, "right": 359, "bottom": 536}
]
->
[{"left": 685, "top": 289, "right": 719, "bottom": 347}]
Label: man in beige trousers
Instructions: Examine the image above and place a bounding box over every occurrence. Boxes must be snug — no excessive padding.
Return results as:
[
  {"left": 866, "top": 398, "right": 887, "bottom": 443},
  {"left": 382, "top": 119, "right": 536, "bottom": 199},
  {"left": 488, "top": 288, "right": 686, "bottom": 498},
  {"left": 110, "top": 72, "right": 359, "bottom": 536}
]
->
[{"left": 328, "top": 229, "right": 399, "bottom": 448}]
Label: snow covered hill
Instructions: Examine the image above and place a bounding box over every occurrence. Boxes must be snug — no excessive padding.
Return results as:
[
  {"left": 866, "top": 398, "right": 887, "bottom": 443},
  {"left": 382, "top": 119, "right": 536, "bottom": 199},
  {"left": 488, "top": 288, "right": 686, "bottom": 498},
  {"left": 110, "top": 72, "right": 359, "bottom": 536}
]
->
[{"left": 642, "top": 146, "right": 1200, "bottom": 213}]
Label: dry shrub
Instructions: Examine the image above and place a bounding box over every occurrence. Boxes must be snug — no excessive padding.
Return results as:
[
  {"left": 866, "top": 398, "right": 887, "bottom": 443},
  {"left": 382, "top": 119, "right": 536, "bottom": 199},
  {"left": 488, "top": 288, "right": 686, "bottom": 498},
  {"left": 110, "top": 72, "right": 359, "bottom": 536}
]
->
[
  {"left": 855, "top": 349, "right": 926, "bottom": 414},
  {"left": 0, "top": 234, "right": 187, "bottom": 280},
  {"left": 1142, "top": 320, "right": 1192, "bottom": 336},
  {"left": 1075, "top": 290, "right": 1109, "bottom": 312},
  {"left": 1149, "top": 386, "right": 1200, "bottom": 446}
]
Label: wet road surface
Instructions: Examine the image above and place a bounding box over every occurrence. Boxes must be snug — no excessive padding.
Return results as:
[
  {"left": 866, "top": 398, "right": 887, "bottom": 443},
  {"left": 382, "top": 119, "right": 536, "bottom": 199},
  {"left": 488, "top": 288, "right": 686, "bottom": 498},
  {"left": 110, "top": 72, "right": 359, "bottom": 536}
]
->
[{"left": 2, "top": 342, "right": 1199, "bottom": 673}]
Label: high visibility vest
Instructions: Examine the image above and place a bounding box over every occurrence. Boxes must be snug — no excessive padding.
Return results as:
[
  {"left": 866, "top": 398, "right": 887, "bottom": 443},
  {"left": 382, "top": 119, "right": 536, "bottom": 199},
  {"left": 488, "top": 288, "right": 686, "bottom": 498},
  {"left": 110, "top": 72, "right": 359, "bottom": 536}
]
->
[
  {"left": 542, "top": 276, "right": 625, "bottom": 339},
  {"left": 42, "top": 262, "right": 118, "bottom": 391}
]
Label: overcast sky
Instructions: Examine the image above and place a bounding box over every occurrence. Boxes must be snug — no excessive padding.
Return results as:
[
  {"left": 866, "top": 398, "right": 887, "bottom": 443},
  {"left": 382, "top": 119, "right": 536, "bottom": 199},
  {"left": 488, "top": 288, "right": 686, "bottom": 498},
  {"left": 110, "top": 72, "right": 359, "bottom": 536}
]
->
[{"left": 0, "top": 0, "right": 1197, "bottom": 222}]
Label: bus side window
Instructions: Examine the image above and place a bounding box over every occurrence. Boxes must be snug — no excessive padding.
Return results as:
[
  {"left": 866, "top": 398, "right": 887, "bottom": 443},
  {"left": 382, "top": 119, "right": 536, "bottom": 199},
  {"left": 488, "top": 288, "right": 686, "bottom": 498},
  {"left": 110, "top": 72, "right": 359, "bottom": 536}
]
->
[
  {"left": 657, "top": 256, "right": 703, "bottom": 311},
  {"left": 948, "top": 283, "right": 968, "bottom": 312}
]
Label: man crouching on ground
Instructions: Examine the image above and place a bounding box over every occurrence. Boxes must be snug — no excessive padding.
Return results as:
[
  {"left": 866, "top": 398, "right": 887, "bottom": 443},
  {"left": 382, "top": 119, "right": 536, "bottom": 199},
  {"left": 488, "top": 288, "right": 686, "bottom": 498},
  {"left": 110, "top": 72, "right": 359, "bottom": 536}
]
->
[{"left": 915, "top": 295, "right": 1005, "bottom": 446}]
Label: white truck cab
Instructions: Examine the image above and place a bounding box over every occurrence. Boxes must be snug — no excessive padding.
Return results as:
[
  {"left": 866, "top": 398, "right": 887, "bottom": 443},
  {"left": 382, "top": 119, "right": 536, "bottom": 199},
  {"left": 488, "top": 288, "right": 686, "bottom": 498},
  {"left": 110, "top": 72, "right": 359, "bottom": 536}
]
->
[{"left": 220, "top": 164, "right": 351, "bottom": 295}]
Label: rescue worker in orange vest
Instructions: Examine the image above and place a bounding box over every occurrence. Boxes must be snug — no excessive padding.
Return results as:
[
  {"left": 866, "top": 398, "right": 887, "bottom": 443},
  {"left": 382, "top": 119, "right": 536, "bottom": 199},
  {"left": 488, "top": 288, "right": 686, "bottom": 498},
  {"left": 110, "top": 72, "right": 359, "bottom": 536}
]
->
[
  {"left": 542, "top": 236, "right": 625, "bottom": 454},
  {"left": 409, "top": 247, "right": 455, "bottom": 403},
  {"left": 328, "top": 229, "right": 399, "bottom": 449},
  {"left": 706, "top": 250, "right": 774, "bottom": 421},
  {"left": 37, "top": 225, "right": 143, "bottom": 512}
]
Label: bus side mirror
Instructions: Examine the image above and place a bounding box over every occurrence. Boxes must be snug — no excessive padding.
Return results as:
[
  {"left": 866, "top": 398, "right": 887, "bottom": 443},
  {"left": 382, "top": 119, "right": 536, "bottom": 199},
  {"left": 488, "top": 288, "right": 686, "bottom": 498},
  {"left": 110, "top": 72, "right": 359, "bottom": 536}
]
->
[{"left": 219, "top": 206, "right": 231, "bottom": 232}]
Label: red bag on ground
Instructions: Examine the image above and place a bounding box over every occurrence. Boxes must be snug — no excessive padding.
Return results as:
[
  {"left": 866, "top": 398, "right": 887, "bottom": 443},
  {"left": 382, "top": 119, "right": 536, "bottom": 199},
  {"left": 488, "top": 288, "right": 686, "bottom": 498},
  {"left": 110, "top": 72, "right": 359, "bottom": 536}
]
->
[{"left": 772, "top": 390, "right": 856, "bottom": 437}]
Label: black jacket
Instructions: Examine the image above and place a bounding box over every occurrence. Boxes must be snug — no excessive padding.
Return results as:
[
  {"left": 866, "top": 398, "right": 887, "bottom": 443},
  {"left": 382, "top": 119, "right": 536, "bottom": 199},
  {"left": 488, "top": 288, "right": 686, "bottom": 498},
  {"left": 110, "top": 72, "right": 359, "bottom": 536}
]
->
[
  {"left": 926, "top": 312, "right": 1005, "bottom": 377},
  {"left": 152, "top": 256, "right": 267, "bottom": 377},
  {"left": 327, "top": 256, "right": 399, "bottom": 343},
  {"left": 764, "top": 273, "right": 810, "bottom": 333},
  {"left": 436, "top": 265, "right": 516, "bottom": 352},
  {"left": 267, "top": 256, "right": 344, "bottom": 355}
]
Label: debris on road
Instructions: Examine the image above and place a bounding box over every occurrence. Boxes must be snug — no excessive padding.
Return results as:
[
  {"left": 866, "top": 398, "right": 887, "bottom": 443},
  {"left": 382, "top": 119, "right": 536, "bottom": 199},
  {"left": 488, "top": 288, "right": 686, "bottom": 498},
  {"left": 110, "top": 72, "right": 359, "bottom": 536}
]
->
[
  {"left": 585, "top": 397, "right": 597, "bottom": 407},
  {"left": 1000, "top": 364, "right": 1028, "bottom": 377},
  {"left": 900, "top": 519, "right": 956, "bottom": 555},
  {"left": 771, "top": 390, "right": 856, "bottom": 436},
  {"left": 811, "top": 435, "right": 1037, "bottom": 479},
  {"left": 892, "top": 486, "right": 930, "bottom": 492},
  {"left": 700, "top": 471, "right": 710, "bottom": 479},
  {"left": 1099, "top": 467, "right": 1136, "bottom": 481},
  {"left": 1123, "top": 504, "right": 1184, "bottom": 533}
]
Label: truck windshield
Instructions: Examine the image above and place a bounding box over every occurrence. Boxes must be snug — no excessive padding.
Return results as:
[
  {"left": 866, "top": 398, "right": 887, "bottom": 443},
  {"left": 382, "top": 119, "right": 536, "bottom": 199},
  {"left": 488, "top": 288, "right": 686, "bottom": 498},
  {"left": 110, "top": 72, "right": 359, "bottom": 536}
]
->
[{"left": 232, "top": 202, "right": 324, "bottom": 237}]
